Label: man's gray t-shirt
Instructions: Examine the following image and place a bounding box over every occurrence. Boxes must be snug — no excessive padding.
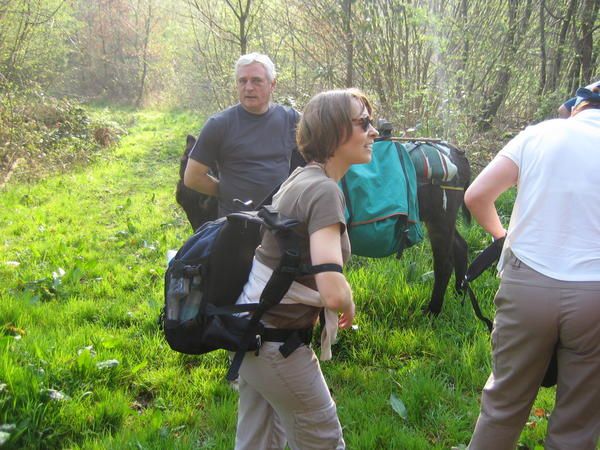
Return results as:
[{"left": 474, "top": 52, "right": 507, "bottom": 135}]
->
[{"left": 189, "top": 103, "right": 299, "bottom": 216}]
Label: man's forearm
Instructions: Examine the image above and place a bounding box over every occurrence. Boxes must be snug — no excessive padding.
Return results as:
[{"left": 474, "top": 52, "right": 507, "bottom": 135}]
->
[
  {"left": 183, "top": 159, "right": 219, "bottom": 196},
  {"left": 188, "top": 173, "right": 219, "bottom": 197}
]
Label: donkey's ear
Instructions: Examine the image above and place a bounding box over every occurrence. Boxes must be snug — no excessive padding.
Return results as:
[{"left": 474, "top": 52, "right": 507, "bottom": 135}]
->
[{"left": 186, "top": 135, "right": 196, "bottom": 152}]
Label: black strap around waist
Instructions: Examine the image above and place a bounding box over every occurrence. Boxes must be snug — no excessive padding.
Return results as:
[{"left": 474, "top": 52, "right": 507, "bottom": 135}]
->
[
  {"left": 262, "top": 326, "right": 312, "bottom": 343},
  {"left": 262, "top": 327, "right": 313, "bottom": 358}
]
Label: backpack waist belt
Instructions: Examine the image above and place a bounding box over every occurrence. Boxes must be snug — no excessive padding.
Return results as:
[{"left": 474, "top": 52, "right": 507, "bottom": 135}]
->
[{"left": 261, "top": 326, "right": 313, "bottom": 358}]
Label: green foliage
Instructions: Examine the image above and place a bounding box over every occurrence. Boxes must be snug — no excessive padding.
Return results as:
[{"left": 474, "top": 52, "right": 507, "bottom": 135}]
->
[
  {"left": 532, "top": 90, "right": 571, "bottom": 123},
  {"left": 0, "top": 83, "right": 127, "bottom": 184},
  {"left": 0, "top": 110, "right": 565, "bottom": 450},
  {"left": 0, "top": 0, "right": 78, "bottom": 87}
]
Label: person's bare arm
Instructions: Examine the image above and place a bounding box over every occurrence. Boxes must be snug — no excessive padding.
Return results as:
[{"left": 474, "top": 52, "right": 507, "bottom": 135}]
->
[
  {"left": 557, "top": 104, "right": 571, "bottom": 119},
  {"left": 310, "top": 223, "right": 354, "bottom": 329},
  {"left": 183, "top": 159, "right": 219, "bottom": 197},
  {"left": 464, "top": 155, "right": 518, "bottom": 240}
]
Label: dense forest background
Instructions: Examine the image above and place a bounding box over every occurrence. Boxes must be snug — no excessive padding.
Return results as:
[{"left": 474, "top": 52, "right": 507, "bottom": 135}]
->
[{"left": 1, "top": 0, "right": 599, "bottom": 183}]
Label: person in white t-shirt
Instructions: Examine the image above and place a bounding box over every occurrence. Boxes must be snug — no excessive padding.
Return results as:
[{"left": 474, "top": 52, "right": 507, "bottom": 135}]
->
[{"left": 464, "top": 86, "right": 600, "bottom": 450}]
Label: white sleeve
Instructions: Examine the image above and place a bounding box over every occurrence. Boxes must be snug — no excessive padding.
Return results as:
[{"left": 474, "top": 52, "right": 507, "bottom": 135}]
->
[{"left": 498, "top": 127, "right": 530, "bottom": 168}]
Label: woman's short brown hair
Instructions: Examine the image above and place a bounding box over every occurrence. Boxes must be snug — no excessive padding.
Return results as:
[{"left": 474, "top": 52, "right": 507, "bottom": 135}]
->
[{"left": 297, "top": 88, "right": 373, "bottom": 163}]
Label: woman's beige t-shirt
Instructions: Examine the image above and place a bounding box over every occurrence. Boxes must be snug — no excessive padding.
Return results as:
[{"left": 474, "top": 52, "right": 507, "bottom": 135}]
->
[{"left": 255, "top": 164, "right": 351, "bottom": 328}]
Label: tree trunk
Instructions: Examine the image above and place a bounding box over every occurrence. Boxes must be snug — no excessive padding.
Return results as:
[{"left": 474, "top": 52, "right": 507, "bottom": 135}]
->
[
  {"left": 239, "top": 13, "right": 247, "bottom": 55},
  {"left": 135, "top": 1, "right": 153, "bottom": 108},
  {"left": 225, "top": 0, "right": 252, "bottom": 55},
  {"left": 458, "top": 0, "right": 469, "bottom": 100},
  {"left": 477, "top": 0, "right": 522, "bottom": 131},
  {"left": 539, "top": 0, "right": 547, "bottom": 94},
  {"left": 579, "top": 0, "right": 598, "bottom": 82},
  {"left": 342, "top": 0, "right": 353, "bottom": 87},
  {"left": 547, "top": 0, "right": 578, "bottom": 92}
]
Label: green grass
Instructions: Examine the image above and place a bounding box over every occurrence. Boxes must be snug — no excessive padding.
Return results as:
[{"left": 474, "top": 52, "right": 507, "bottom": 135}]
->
[{"left": 0, "top": 110, "right": 560, "bottom": 449}]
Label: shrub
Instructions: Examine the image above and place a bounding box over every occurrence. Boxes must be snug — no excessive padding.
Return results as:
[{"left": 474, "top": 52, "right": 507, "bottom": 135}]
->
[{"left": 0, "top": 82, "right": 126, "bottom": 185}]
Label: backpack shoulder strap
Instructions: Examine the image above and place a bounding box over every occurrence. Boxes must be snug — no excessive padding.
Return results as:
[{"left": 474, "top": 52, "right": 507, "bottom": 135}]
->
[
  {"left": 340, "top": 177, "right": 354, "bottom": 228},
  {"left": 463, "top": 284, "right": 493, "bottom": 332},
  {"left": 461, "top": 236, "right": 505, "bottom": 332},
  {"left": 393, "top": 141, "right": 413, "bottom": 259},
  {"left": 226, "top": 207, "right": 343, "bottom": 380},
  {"left": 464, "top": 236, "right": 505, "bottom": 283}
]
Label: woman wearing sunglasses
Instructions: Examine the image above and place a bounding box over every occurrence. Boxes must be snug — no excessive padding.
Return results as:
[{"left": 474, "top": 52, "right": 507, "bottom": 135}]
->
[{"left": 234, "top": 88, "right": 378, "bottom": 450}]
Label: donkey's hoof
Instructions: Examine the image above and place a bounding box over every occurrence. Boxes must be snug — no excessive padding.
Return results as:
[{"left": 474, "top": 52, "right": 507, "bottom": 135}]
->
[{"left": 421, "top": 305, "right": 440, "bottom": 317}]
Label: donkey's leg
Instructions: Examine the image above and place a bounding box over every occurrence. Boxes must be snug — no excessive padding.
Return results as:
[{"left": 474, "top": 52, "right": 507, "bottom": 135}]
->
[
  {"left": 177, "top": 188, "right": 205, "bottom": 231},
  {"left": 424, "top": 220, "right": 455, "bottom": 316},
  {"left": 452, "top": 229, "right": 469, "bottom": 294}
]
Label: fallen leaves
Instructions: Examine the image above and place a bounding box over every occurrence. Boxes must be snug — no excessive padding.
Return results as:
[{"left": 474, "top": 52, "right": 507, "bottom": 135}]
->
[{"left": 390, "top": 393, "right": 408, "bottom": 420}]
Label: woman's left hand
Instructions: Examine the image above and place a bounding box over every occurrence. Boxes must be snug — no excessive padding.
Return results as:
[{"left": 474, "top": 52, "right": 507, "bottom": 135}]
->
[{"left": 338, "top": 301, "right": 355, "bottom": 329}]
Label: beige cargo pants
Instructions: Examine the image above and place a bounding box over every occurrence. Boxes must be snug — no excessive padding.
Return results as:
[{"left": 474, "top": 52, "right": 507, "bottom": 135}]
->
[
  {"left": 235, "top": 342, "right": 345, "bottom": 450},
  {"left": 469, "top": 251, "right": 600, "bottom": 450}
]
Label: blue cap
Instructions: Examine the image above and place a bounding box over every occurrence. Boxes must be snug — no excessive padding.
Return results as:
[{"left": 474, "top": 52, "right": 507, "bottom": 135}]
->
[
  {"left": 574, "top": 86, "right": 600, "bottom": 108},
  {"left": 562, "top": 97, "right": 577, "bottom": 112},
  {"left": 562, "top": 80, "right": 600, "bottom": 112}
]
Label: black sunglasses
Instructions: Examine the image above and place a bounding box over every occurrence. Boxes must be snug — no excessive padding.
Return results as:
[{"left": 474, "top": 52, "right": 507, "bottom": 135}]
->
[{"left": 352, "top": 116, "right": 374, "bottom": 132}]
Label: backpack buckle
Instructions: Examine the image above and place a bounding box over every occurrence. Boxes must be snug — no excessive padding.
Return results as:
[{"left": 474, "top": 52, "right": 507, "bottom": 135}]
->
[{"left": 254, "top": 334, "right": 262, "bottom": 356}]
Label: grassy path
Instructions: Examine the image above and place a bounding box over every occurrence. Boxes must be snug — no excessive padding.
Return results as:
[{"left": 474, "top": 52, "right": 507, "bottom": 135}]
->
[{"left": 0, "top": 111, "right": 555, "bottom": 449}]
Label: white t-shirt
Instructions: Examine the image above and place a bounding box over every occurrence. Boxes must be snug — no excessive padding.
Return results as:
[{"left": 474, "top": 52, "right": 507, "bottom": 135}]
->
[{"left": 498, "top": 108, "right": 600, "bottom": 281}]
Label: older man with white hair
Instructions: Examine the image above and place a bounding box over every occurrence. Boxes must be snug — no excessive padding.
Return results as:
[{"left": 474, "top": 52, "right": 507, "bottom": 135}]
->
[{"left": 184, "top": 53, "right": 301, "bottom": 217}]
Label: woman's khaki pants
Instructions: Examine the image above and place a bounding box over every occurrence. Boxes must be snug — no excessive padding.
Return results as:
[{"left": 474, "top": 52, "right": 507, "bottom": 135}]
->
[
  {"left": 469, "top": 251, "right": 600, "bottom": 450},
  {"left": 235, "top": 342, "right": 345, "bottom": 450}
]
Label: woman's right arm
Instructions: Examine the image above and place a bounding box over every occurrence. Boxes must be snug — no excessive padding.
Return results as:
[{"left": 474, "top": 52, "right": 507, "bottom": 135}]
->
[
  {"left": 464, "top": 155, "right": 518, "bottom": 240},
  {"left": 310, "top": 223, "right": 355, "bottom": 329}
]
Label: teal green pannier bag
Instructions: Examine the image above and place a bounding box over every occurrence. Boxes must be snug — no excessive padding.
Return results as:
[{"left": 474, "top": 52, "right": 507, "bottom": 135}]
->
[{"left": 340, "top": 140, "right": 423, "bottom": 258}]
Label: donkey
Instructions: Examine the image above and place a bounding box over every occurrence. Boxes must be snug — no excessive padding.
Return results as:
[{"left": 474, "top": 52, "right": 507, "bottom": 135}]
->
[
  {"left": 176, "top": 134, "right": 471, "bottom": 317},
  {"left": 414, "top": 142, "right": 470, "bottom": 316}
]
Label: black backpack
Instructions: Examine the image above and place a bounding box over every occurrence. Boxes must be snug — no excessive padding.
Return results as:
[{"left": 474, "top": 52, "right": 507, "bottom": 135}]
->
[{"left": 161, "top": 205, "right": 341, "bottom": 380}]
